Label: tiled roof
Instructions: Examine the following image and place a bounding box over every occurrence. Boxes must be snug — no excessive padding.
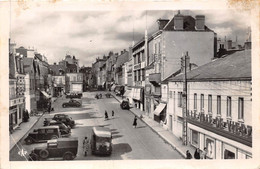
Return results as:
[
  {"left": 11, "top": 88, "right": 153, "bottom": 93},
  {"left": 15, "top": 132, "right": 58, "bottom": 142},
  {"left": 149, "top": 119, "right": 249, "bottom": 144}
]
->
[{"left": 167, "top": 50, "right": 251, "bottom": 82}]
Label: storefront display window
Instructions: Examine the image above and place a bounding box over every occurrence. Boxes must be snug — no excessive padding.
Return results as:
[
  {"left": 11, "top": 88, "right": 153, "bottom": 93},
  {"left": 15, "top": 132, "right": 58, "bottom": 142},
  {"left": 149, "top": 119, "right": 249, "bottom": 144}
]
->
[
  {"left": 191, "top": 130, "right": 199, "bottom": 147},
  {"left": 205, "top": 136, "right": 215, "bottom": 159},
  {"left": 223, "top": 143, "right": 236, "bottom": 159},
  {"left": 224, "top": 149, "right": 235, "bottom": 159}
]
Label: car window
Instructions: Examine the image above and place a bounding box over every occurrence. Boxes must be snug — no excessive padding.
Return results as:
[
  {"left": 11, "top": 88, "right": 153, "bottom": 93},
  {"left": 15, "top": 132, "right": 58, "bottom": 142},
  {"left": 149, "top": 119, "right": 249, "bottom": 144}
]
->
[
  {"left": 39, "top": 129, "right": 45, "bottom": 134},
  {"left": 47, "top": 129, "right": 54, "bottom": 133}
]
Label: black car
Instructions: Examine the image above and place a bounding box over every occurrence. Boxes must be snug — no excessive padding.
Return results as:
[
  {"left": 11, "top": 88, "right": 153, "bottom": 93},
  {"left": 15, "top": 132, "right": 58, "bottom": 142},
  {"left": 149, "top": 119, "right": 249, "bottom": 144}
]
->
[
  {"left": 29, "top": 137, "right": 78, "bottom": 161},
  {"left": 120, "top": 99, "right": 130, "bottom": 110},
  {"left": 24, "top": 126, "right": 61, "bottom": 145},
  {"left": 62, "top": 99, "right": 81, "bottom": 108},
  {"left": 52, "top": 114, "right": 76, "bottom": 128},
  {"left": 45, "top": 120, "right": 71, "bottom": 137}
]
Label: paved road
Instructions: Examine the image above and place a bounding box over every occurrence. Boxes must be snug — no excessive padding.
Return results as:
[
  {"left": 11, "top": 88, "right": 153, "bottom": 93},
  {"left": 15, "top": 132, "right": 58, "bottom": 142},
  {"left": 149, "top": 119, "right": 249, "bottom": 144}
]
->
[{"left": 9, "top": 92, "right": 183, "bottom": 161}]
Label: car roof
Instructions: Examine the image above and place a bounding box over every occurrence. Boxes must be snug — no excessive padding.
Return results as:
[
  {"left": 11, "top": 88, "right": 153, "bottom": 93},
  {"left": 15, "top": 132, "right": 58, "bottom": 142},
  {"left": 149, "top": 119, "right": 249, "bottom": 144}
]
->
[
  {"left": 93, "top": 127, "right": 111, "bottom": 137},
  {"left": 38, "top": 126, "right": 59, "bottom": 129}
]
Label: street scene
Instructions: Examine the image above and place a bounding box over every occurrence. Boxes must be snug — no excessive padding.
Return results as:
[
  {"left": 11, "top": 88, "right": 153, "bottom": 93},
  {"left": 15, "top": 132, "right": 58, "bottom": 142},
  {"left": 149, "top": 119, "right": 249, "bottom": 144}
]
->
[{"left": 8, "top": 6, "right": 253, "bottom": 161}]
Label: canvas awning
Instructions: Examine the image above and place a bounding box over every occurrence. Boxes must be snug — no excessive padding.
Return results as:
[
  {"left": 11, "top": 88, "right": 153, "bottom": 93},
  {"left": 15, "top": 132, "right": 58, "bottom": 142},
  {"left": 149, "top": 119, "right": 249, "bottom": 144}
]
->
[
  {"left": 132, "top": 88, "right": 141, "bottom": 101},
  {"left": 41, "top": 91, "right": 51, "bottom": 99},
  {"left": 153, "top": 103, "right": 166, "bottom": 116}
]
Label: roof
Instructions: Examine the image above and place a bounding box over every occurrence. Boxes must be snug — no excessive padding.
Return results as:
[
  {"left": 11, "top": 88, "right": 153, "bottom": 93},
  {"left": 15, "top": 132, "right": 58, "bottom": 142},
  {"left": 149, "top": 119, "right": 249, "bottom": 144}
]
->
[
  {"left": 164, "top": 15, "right": 213, "bottom": 32},
  {"left": 167, "top": 50, "right": 251, "bottom": 82},
  {"left": 38, "top": 126, "right": 59, "bottom": 129},
  {"left": 93, "top": 127, "right": 111, "bottom": 137}
]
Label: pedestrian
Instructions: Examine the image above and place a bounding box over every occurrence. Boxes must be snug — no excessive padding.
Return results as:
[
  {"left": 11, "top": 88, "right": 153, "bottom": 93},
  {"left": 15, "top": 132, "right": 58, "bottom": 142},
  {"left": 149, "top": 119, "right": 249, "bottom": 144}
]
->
[
  {"left": 105, "top": 111, "right": 109, "bottom": 120},
  {"left": 112, "top": 110, "right": 115, "bottom": 117},
  {"left": 83, "top": 137, "right": 90, "bottom": 156},
  {"left": 186, "top": 150, "right": 193, "bottom": 159},
  {"left": 194, "top": 148, "right": 200, "bottom": 159},
  {"left": 133, "top": 115, "right": 137, "bottom": 128},
  {"left": 201, "top": 147, "right": 207, "bottom": 159}
]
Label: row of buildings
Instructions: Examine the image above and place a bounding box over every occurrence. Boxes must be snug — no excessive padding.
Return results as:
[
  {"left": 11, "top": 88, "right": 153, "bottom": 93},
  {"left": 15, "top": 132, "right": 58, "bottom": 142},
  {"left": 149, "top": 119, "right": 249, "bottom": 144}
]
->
[
  {"left": 89, "top": 12, "right": 252, "bottom": 159},
  {"left": 9, "top": 41, "right": 84, "bottom": 130}
]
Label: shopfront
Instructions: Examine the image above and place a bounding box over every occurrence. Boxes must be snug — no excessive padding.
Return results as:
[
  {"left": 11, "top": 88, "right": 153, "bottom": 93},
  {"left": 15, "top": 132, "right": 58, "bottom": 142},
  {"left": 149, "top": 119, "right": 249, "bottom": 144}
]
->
[
  {"left": 132, "top": 87, "right": 144, "bottom": 111},
  {"left": 153, "top": 103, "right": 167, "bottom": 123}
]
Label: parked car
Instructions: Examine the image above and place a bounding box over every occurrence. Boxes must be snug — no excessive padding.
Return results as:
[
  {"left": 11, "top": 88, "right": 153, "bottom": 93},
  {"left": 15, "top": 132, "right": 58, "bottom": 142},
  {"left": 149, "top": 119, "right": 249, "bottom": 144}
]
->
[
  {"left": 44, "top": 120, "right": 71, "bottom": 137},
  {"left": 91, "top": 127, "right": 112, "bottom": 156},
  {"left": 24, "top": 126, "right": 61, "bottom": 145},
  {"left": 62, "top": 99, "right": 81, "bottom": 108},
  {"left": 29, "top": 137, "right": 78, "bottom": 161},
  {"left": 44, "top": 114, "right": 75, "bottom": 128},
  {"left": 105, "top": 93, "right": 111, "bottom": 98},
  {"left": 120, "top": 99, "right": 130, "bottom": 110}
]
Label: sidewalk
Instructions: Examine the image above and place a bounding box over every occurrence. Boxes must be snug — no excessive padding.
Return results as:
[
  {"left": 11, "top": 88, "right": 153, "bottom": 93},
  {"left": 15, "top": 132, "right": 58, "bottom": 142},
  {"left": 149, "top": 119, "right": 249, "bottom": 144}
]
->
[
  {"left": 111, "top": 93, "right": 195, "bottom": 159},
  {"left": 9, "top": 112, "right": 45, "bottom": 150}
]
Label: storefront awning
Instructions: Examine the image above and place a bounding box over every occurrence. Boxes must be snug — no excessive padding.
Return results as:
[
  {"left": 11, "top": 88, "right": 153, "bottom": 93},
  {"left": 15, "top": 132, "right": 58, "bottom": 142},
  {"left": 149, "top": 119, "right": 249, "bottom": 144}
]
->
[
  {"left": 132, "top": 88, "right": 141, "bottom": 101},
  {"left": 123, "top": 90, "right": 132, "bottom": 98},
  {"left": 153, "top": 103, "right": 166, "bottom": 116},
  {"left": 41, "top": 91, "right": 51, "bottom": 99}
]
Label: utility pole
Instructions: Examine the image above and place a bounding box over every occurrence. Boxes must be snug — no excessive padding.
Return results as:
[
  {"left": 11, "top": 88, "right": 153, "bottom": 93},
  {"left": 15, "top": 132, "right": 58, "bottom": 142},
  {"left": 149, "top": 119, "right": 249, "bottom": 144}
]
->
[{"left": 182, "top": 52, "right": 188, "bottom": 145}]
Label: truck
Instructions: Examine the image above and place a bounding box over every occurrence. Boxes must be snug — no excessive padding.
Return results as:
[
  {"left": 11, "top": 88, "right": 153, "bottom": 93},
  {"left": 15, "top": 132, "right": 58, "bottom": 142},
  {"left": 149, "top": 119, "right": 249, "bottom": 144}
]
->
[
  {"left": 29, "top": 137, "right": 78, "bottom": 160},
  {"left": 67, "top": 83, "right": 83, "bottom": 98}
]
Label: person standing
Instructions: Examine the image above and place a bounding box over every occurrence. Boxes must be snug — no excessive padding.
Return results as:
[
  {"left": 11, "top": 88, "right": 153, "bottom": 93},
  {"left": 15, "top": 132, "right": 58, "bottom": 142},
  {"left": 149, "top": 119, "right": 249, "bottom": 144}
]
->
[
  {"left": 201, "top": 147, "right": 207, "bottom": 159},
  {"left": 194, "top": 148, "right": 201, "bottom": 159},
  {"left": 186, "top": 150, "right": 193, "bottom": 159},
  {"left": 105, "top": 111, "right": 109, "bottom": 120},
  {"left": 133, "top": 116, "right": 137, "bottom": 128},
  {"left": 112, "top": 110, "right": 115, "bottom": 117},
  {"left": 83, "top": 137, "right": 90, "bottom": 156}
]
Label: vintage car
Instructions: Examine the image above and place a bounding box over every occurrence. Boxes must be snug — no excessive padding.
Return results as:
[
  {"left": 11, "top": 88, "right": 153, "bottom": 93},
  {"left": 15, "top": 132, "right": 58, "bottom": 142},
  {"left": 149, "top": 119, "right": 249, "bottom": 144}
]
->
[
  {"left": 44, "top": 120, "right": 71, "bottom": 137},
  {"left": 29, "top": 137, "right": 78, "bottom": 161},
  {"left": 62, "top": 99, "right": 81, "bottom": 108},
  {"left": 24, "top": 126, "right": 61, "bottom": 145},
  {"left": 51, "top": 114, "right": 76, "bottom": 128},
  {"left": 91, "top": 127, "right": 112, "bottom": 156},
  {"left": 120, "top": 99, "right": 130, "bottom": 110}
]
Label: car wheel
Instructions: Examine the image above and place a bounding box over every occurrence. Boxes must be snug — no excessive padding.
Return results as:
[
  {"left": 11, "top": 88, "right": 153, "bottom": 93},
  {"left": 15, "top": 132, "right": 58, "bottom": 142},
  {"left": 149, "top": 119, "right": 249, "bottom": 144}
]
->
[
  {"left": 39, "top": 149, "right": 49, "bottom": 159},
  {"left": 63, "top": 151, "right": 74, "bottom": 160},
  {"left": 51, "top": 135, "right": 58, "bottom": 139},
  {"left": 25, "top": 137, "right": 33, "bottom": 145},
  {"left": 122, "top": 102, "right": 128, "bottom": 109},
  {"left": 62, "top": 104, "right": 66, "bottom": 108},
  {"left": 29, "top": 153, "right": 39, "bottom": 161}
]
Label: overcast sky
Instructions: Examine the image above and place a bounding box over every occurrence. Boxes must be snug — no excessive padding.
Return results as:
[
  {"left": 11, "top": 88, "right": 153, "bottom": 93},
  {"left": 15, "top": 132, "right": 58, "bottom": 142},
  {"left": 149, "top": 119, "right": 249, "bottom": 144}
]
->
[{"left": 11, "top": 7, "right": 251, "bottom": 67}]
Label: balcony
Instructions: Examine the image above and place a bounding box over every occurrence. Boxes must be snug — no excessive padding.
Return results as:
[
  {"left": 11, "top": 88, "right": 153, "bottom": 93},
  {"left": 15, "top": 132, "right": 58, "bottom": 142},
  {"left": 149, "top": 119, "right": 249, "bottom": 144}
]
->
[
  {"left": 149, "top": 73, "right": 161, "bottom": 86},
  {"left": 187, "top": 111, "right": 252, "bottom": 147}
]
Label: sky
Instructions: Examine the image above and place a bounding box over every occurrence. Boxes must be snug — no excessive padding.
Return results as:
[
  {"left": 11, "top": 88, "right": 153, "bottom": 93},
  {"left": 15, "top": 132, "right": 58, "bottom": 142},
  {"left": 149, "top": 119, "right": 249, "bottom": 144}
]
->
[{"left": 11, "top": 5, "right": 251, "bottom": 67}]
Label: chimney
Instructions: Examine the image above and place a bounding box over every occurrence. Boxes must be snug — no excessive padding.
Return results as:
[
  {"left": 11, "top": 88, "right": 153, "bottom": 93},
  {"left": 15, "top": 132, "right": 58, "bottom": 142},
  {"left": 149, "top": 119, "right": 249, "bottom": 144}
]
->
[
  {"left": 157, "top": 19, "right": 170, "bottom": 30},
  {"left": 174, "top": 13, "right": 184, "bottom": 30},
  {"left": 195, "top": 15, "right": 205, "bottom": 30}
]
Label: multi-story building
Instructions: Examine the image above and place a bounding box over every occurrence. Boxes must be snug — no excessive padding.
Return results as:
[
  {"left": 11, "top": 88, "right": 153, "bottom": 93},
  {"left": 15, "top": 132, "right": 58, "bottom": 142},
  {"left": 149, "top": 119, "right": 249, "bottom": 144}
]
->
[
  {"left": 9, "top": 40, "right": 26, "bottom": 129},
  {"left": 49, "top": 63, "right": 66, "bottom": 96},
  {"left": 115, "top": 49, "right": 129, "bottom": 86},
  {"left": 79, "top": 66, "right": 92, "bottom": 91},
  {"left": 92, "top": 57, "right": 107, "bottom": 88},
  {"left": 65, "top": 73, "right": 83, "bottom": 93},
  {"left": 164, "top": 48, "right": 252, "bottom": 159}
]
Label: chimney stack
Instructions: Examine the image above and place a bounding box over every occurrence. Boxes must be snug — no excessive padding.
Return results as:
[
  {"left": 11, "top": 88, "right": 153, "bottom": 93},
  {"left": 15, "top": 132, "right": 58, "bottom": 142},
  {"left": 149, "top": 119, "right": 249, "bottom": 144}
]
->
[
  {"left": 195, "top": 15, "right": 205, "bottom": 30},
  {"left": 174, "top": 13, "right": 184, "bottom": 30},
  {"left": 157, "top": 19, "right": 170, "bottom": 30}
]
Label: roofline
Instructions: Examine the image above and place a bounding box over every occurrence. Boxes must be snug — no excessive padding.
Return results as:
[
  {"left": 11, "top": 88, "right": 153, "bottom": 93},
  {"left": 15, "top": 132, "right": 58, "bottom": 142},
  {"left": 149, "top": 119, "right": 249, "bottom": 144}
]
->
[{"left": 168, "top": 77, "right": 251, "bottom": 83}]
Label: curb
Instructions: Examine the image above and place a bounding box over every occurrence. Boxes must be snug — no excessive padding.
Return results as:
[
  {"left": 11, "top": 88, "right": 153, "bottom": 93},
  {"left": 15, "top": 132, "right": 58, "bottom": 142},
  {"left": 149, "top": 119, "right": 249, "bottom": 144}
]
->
[
  {"left": 10, "top": 112, "right": 45, "bottom": 151},
  {"left": 111, "top": 94, "right": 186, "bottom": 158}
]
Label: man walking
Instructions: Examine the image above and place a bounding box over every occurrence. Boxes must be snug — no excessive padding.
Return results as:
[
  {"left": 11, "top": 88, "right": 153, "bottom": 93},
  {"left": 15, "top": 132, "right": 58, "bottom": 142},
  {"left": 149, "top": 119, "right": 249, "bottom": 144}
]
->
[
  {"left": 112, "top": 110, "right": 115, "bottom": 117},
  {"left": 105, "top": 111, "right": 109, "bottom": 120},
  {"left": 133, "top": 116, "right": 137, "bottom": 128}
]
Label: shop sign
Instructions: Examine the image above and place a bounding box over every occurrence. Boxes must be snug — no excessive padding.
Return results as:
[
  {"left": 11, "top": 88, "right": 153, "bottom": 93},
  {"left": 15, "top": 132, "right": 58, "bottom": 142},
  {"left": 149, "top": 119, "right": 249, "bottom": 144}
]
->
[{"left": 145, "top": 85, "right": 151, "bottom": 95}]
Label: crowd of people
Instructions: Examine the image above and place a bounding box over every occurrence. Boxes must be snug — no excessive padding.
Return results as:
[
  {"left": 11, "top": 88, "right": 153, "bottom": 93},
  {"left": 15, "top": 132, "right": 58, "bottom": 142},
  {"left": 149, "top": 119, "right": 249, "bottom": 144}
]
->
[{"left": 186, "top": 147, "right": 208, "bottom": 159}]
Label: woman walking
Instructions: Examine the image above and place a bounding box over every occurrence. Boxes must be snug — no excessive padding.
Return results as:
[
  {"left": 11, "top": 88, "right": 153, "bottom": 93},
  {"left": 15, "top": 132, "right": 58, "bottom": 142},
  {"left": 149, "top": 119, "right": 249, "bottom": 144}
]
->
[
  {"left": 133, "top": 116, "right": 137, "bottom": 128},
  {"left": 194, "top": 148, "right": 200, "bottom": 159},
  {"left": 112, "top": 110, "right": 115, "bottom": 117},
  {"left": 105, "top": 111, "right": 109, "bottom": 120}
]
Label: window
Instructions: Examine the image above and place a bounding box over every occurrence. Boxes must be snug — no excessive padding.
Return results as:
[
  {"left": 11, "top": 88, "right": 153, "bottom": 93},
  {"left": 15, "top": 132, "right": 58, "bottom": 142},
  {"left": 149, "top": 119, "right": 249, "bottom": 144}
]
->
[
  {"left": 141, "top": 69, "right": 145, "bottom": 81},
  {"left": 217, "top": 95, "right": 221, "bottom": 115},
  {"left": 134, "top": 71, "right": 137, "bottom": 81},
  {"left": 155, "top": 43, "right": 157, "bottom": 54},
  {"left": 142, "top": 52, "right": 145, "bottom": 62},
  {"left": 201, "top": 94, "right": 204, "bottom": 111},
  {"left": 134, "top": 55, "right": 136, "bottom": 64},
  {"left": 194, "top": 93, "right": 197, "bottom": 110},
  {"left": 47, "top": 129, "right": 54, "bottom": 133},
  {"left": 138, "top": 54, "right": 141, "bottom": 63},
  {"left": 208, "top": 95, "right": 212, "bottom": 113},
  {"left": 238, "top": 97, "right": 244, "bottom": 120},
  {"left": 178, "top": 92, "right": 183, "bottom": 107},
  {"left": 138, "top": 70, "right": 141, "bottom": 81},
  {"left": 227, "top": 97, "right": 232, "bottom": 117},
  {"left": 191, "top": 130, "right": 199, "bottom": 147}
]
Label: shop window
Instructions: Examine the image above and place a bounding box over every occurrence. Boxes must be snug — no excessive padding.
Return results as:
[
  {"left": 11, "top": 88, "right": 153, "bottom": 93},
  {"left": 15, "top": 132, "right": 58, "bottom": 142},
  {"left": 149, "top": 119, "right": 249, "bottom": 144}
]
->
[
  {"left": 191, "top": 130, "right": 199, "bottom": 147},
  {"left": 238, "top": 97, "right": 244, "bottom": 120},
  {"left": 201, "top": 94, "right": 204, "bottom": 111},
  {"left": 208, "top": 95, "right": 212, "bottom": 113},
  {"left": 224, "top": 149, "right": 235, "bottom": 159},
  {"left": 205, "top": 136, "right": 215, "bottom": 159},
  {"left": 194, "top": 93, "right": 197, "bottom": 110},
  {"left": 217, "top": 95, "right": 221, "bottom": 115},
  {"left": 227, "top": 96, "right": 232, "bottom": 118}
]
